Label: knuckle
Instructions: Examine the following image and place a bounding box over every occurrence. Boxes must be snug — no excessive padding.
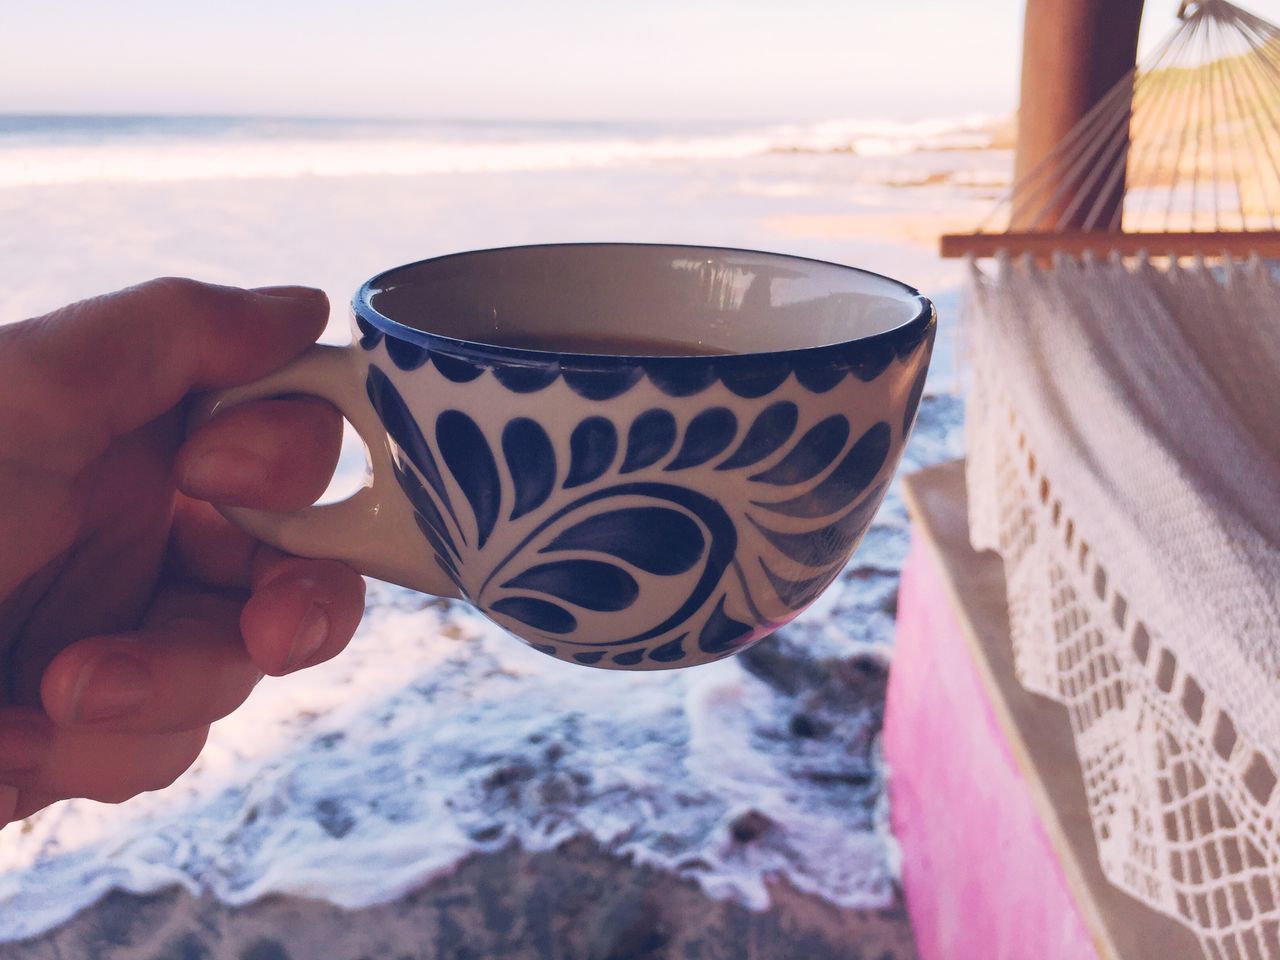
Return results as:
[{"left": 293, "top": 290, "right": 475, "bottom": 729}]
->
[
  {"left": 85, "top": 780, "right": 143, "bottom": 805},
  {"left": 140, "top": 277, "right": 248, "bottom": 326},
  {"left": 179, "top": 675, "right": 252, "bottom": 729},
  {"left": 0, "top": 786, "right": 18, "bottom": 823},
  {"left": 122, "top": 758, "right": 196, "bottom": 800},
  {"left": 13, "top": 792, "right": 64, "bottom": 821},
  {"left": 145, "top": 730, "right": 210, "bottom": 793},
  {"left": 142, "top": 763, "right": 189, "bottom": 795},
  {"left": 286, "top": 395, "right": 343, "bottom": 424},
  {"left": 232, "top": 397, "right": 340, "bottom": 443},
  {"left": 85, "top": 729, "right": 210, "bottom": 803},
  {"left": 143, "top": 275, "right": 218, "bottom": 306}
]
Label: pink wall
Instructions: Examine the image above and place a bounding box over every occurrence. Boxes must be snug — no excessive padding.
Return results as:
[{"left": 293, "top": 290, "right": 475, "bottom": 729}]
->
[{"left": 885, "top": 537, "right": 1100, "bottom": 960}]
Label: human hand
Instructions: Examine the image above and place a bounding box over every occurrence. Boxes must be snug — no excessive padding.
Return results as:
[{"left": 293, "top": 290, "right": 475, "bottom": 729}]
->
[{"left": 0, "top": 279, "right": 366, "bottom": 826}]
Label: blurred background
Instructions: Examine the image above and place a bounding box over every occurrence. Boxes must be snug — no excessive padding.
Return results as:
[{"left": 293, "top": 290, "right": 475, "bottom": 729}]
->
[{"left": 1, "top": 2, "right": 1257, "bottom": 957}]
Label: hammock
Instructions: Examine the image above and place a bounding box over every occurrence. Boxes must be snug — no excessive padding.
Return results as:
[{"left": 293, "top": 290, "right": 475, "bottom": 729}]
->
[{"left": 955, "top": 3, "right": 1280, "bottom": 957}]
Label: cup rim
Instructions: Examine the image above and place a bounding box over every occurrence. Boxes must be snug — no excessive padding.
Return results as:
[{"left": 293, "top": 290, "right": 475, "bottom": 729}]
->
[{"left": 352, "top": 242, "right": 934, "bottom": 363}]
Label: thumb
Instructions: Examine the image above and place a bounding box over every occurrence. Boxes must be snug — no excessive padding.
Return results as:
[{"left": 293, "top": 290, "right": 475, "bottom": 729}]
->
[{"left": 2, "top": 278, "right": 330, "bottom": 470}]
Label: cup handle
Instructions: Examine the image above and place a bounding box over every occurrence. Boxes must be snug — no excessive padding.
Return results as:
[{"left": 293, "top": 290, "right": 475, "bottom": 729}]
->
[{"left": 191, "top": 343, "right": 461, "bottom": 599}]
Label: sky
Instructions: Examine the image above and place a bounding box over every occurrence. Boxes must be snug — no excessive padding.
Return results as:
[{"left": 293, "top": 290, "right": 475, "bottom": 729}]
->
[{"left": 1, "top": 0, "right": 1275, "bottom": 121}]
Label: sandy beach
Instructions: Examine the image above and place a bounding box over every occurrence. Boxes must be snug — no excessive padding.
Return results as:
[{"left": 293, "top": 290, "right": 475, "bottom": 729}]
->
[{"left": 0, "top": 114, "right": 996, "bottom": 959}]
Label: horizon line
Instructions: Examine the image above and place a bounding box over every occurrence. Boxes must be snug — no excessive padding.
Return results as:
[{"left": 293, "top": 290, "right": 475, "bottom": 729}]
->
[{"left": 0, "top": 109, "right": 1006, "bottom": 127}]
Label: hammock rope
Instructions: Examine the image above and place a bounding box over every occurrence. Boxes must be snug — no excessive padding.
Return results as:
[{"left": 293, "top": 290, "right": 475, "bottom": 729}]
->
[{"left": 947, "top": 0, "right": 1280, "bottom": 257}]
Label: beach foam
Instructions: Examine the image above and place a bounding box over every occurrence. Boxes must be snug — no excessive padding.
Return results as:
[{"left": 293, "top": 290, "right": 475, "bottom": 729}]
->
[
  {"left": 0, "top": 115, "right": 1006, "bottom": 188},
  {"left": 0, "top": 595, "right": 886, "bottom": 941}
]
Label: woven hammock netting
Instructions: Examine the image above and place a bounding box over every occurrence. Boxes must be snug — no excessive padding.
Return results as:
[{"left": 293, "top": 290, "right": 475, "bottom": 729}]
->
[{"left": 962, "top": 2, "right": 1280, "bottom": 958}]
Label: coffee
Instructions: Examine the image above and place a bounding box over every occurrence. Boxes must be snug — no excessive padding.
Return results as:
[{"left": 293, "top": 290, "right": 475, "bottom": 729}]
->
[{"left": 471, "top": 329, "right": 729, "bottom": 356}]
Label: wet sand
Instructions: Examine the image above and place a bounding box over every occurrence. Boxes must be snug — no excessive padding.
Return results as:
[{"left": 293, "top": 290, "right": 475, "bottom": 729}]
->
[{"left": 2, "top": 838, "right": 917, "bottom": 960}]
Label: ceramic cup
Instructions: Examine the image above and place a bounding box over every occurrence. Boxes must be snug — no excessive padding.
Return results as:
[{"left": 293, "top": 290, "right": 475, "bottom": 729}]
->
[{"left": 205, "top": 243, "right": 935, "bottom": 669}]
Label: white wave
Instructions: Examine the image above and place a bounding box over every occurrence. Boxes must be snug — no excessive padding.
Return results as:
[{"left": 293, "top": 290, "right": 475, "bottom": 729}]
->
[
  {"left": 0, "top": 114, "right": 1006, "bottom": 188},
  {"left": 0, "top": 583, "right": 896, "bottom": 943},
  {"left": 764, "top": 114, "right": 1004, "bottom": 156}
]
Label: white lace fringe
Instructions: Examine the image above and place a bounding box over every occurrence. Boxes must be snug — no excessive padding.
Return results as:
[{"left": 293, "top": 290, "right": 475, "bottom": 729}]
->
[{"left": 964, "top": 251, "right": 1280, "bottom": 958}]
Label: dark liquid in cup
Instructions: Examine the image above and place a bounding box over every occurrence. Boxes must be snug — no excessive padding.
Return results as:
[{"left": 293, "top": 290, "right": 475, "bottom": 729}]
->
[{"left": 475, "top": 330, "right": 728, "bottom": 356}]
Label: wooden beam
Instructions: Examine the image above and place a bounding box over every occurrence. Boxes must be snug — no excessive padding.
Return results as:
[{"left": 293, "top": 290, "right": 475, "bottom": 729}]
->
[
  {"left": 938, "top": 230, "right": 1280, "bottom": 259},
  {"left": 1012, "top": 0, "right": 1146, "bottom": 231}
]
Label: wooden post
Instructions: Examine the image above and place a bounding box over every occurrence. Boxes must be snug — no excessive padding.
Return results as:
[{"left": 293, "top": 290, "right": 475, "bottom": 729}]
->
[{"left": 1012, "top": 0, "right": 1146, "bottom": 231}]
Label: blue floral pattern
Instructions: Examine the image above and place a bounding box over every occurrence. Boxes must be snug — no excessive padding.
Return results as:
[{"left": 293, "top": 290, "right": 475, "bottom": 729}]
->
[
  {"left": 363, "top": 350, "right": 915, "bottom": 667},
  {"left": 354, "top": 310, "right": 931, "bottom": 402}
]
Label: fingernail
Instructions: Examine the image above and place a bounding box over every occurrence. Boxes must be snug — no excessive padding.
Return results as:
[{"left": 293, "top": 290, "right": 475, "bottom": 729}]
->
[
  {"left": 182, "top": 447, "right": 267, "bottom": 500},
  {"left": 252, "top": 285, "right": 326, "bottom": 302},
  {"left": 70, "top": 654, "right": 151, "bottom": 723},
  {"left": 0, "top": 720, "right": 51, "bottom": 772},
  {"left": 285, "top": 603, "right": 329, "bottom": 672}
]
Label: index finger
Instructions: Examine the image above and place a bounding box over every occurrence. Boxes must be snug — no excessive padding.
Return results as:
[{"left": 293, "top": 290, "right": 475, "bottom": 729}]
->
[{"left": 0, "top": 279, "right": 329, "bottom": 472}]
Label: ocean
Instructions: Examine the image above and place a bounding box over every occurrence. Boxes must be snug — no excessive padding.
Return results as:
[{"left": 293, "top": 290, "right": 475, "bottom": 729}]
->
[
  {"left": 0, "top": 113, "right": 1004, "bottom": 183},
  {"left": 0, "top": 112, "right": 1005, "bottom": 320},
  {"left": 0, "top": 113, "right": 1000, "bottom": 948}
]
